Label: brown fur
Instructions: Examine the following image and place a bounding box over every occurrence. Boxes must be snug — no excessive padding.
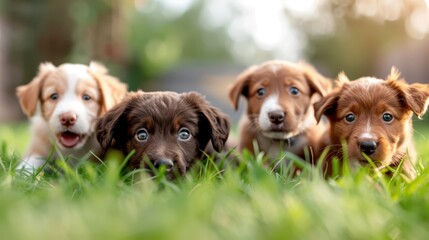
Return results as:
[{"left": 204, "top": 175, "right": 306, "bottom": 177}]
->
[
  {"left": 229, "top": 60, "right": 331, "bottom": 164},
  {"left": 96, "top": 91, "right": 230, "bottom": 178},
  {"left": 314, "top": 68, "right": 429, "bottom": 179}
]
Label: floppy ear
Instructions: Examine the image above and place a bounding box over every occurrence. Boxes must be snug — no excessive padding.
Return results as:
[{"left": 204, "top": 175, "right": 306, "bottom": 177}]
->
[
  {"left": 16, "top": 62, "right": 56, "bottom": 117},
  {"left": 313, "top": 90, "right": 340, "bottom": 123},
  {"left": 95, "top": 96, "right": 130, "bottom": 156},
  {"left": 301, "top": 62, "right": 332, "bottom": 97},
  {"left": 182, "top": 92, "right": 230, "bottom": 152},
  {"left": 312, "top": 71, "right": 349, "bottom": 122},
  {"left": 88, "top": 61, "right": 128, "bottom": 115},
  {"left": 229, "top": 65, "right": 258, "bottom": 110},
  {"left": 385, "top": 67, "right": 429, "bottom": 118},
  {"left": 402, "top": 83, "right": 429, "bottom": 119}
]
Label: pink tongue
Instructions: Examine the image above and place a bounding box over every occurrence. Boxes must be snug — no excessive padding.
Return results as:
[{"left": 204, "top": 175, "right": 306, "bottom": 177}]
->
[{"left": 59, "top": 132, "right": 80, "bottom": 148}]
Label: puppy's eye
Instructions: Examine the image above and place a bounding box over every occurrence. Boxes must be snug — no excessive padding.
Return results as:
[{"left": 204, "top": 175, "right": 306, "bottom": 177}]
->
[
  {"left": 256, "top": 88, "right": 266, "bottom": 97},
  {"left": 82, "top": 94, "right": 91, "bottom": 101},
  {"left": 135, "top": 128, "right": 149, "bottom": 142},
  {"left": 50, "top": 93, "right": 59, "bottom": 101},
  {"left": 382, "top": 113, "right": 393, "bottom": 123},
  {"left": 178, "top": 128, "right": 191, "bottom": 141},
  {"left": 289, "top": 87, "right": 300, "bottom": 95},
  {"left": 345, "top": 113, "right": 355, "bottom": 123}
]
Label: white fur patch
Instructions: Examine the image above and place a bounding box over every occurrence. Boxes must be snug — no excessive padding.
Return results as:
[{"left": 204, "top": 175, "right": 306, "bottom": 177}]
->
[
  {"left": 258, "top": 95, "right": 281, "bottom": 131},
  {"left": 359, "top": 120, "right": 375, "bottom": 139},
  {"left": 263, "top": 104, "right": 317, "bottom": 140},
  {"left": 358, "top": 77, "right": 383, "bottom": 90},
  {"left": 16, "top": 156, "right": 46, "bottom": 174},
  {"left": 48, "top": 64, "right": 97, "bottom": 149},
  {"left": 271, "top": 64, "right": 280, "bottom": 74},
  {"left": 360, "top": 133, "right": 375, "bottom": 139}
]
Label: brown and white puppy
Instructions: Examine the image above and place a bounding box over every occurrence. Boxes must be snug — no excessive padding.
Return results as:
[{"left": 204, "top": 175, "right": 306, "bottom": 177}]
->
[
  {"left": 229, "top": 60, "right": 331, "bottom": 163},
  {"left": 96, "top": 91, "right": 230, "bottom": 178},
  {"left": 314, "top": 68, "right": 429, "bottom": 179},
  {"left": 16, "top": 62, "right": 127, "bottom": 172}
]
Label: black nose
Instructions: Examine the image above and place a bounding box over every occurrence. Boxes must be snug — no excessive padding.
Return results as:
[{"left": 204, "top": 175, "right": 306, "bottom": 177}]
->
[
  {"left": 154, "top": 159, "right": 174, "bottom": 170},
  {"left": 268, "top": 110, "right": 285, "bottom": 124},
  {"left": 358, "top": 141, "right": 378, "bottom": 155}
]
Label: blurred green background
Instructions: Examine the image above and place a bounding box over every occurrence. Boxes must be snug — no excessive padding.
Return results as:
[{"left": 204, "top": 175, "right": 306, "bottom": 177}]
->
[
  {"left": 1, "top": 3, "right": 429, "bottom": 239},
  {"left": 1, "top": 0, "right": 429, "bottom": 123}
]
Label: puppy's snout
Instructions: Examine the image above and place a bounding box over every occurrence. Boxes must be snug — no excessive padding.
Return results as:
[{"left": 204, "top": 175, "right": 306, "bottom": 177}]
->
[
  {"left": 60, "top": 112, "right": 77, "bottom": 127},
  {"left": 154, "top": 159, "right": 174, "bottom": 171},
  {"left": 358, "top": 140, "right": 378, "bottom": 155},
  {"left": 268, "top": 110, "right": 285, "bottom": 125}
]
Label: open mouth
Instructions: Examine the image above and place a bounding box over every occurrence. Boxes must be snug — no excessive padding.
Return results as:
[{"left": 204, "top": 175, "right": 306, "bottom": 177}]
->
[{"left": 57, "top": 131, "right": 85, "bottom": 148}]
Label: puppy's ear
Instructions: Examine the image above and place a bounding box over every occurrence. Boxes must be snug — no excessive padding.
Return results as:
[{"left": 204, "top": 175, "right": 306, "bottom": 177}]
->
[
  {"left": 314, "top": 90, "right": 340, "bottom": 123},
  {"left": 229, "top": 65, "right": 258, "bottom": 110},
  {"left": 88, "top": 62, "right": 128, "bottom": 115},
  {"left": 402, "top": 83, "right": 429, "bottom": 119},
  {"left": 312, "top": 71, "right": 349, "bottom": 121},
  {"left": 16, "top": 62, "right": 56, "bottom": 117},
  {"left": 301, "top": 62, "right": 331, "bottom": 97},
  {"left": 386, "top": 69, "right": 429, "bottom": 119},
  {"left": 96, "top": 96, "right": 130, "bottom": 155},
  {"left": 182, "top": 92, "right": 230, "bottom": 152}
]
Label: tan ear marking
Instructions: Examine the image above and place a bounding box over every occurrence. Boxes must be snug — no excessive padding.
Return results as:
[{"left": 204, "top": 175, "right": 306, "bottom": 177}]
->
[
  {"left": 88, "top": 63, "right": 128, "bottom": 115},
  {"left": 89, "top": 61, "right": 108, "bottom": 75},
  {"left": 16, "top": 62, "right": 56, "bottom": 117}
]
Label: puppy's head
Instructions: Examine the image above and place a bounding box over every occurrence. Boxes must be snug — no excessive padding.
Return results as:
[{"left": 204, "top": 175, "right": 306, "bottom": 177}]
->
[
  {"left": 229, "top": 60, "right": 329, "bottom": 139},
  {"left": 96, "top": 91, "right": 230, "bottom": 178},
  {"left": 314, "top": 68, "right": 429, "bottom": 167},
  {"left": 16, "top": 62, "right": 127, "bottom": 150}
]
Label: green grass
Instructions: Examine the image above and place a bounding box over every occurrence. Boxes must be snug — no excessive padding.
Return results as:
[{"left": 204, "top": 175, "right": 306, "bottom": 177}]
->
[{"left": 1, "top": 123, "right": 429, "bottom": 239}]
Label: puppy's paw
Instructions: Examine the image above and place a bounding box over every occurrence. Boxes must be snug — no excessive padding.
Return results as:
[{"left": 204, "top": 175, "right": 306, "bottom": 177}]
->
[{"left": 15, "top": 156, "right": 46, "bottom": 176}]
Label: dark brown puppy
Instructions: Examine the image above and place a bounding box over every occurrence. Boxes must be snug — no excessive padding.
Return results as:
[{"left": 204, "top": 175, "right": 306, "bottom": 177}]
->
[
  {"left": 314, "top": 68, "right": 429, "bottom": 179},
  {"left": 96, "top": 91, "right": 230, "bottom": 178}
]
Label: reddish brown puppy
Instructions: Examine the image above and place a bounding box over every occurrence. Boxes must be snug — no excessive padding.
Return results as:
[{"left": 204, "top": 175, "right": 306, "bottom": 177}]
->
[
  {"left": 229, "top": 60, "right": 331, "bottom": 163},
  {"left": 96, "top": 91, "right": 230, "bottom": 178},
  {"left": 314, "top": 68, "right": 429, "bottom": 179}
]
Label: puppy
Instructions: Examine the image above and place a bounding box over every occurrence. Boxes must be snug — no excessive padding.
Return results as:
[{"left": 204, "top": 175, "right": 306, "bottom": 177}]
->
[
  {"left": 229, "top": 60, "right": 331, "bottom": 164},
  {"left": 96, "top": 91, "right": 230, "bottom": 178},
  {"left": 314, "top": 68, "right": 429, "bottom": 179},
  {"left": 16, "top": 62, "right": 127, "bottom": 172}
]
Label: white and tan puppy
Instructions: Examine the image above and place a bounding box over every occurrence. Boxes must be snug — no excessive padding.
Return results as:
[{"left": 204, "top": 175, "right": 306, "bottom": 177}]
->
[{"left": 16, "top": 62, "right": 127, "bottom": 172}]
